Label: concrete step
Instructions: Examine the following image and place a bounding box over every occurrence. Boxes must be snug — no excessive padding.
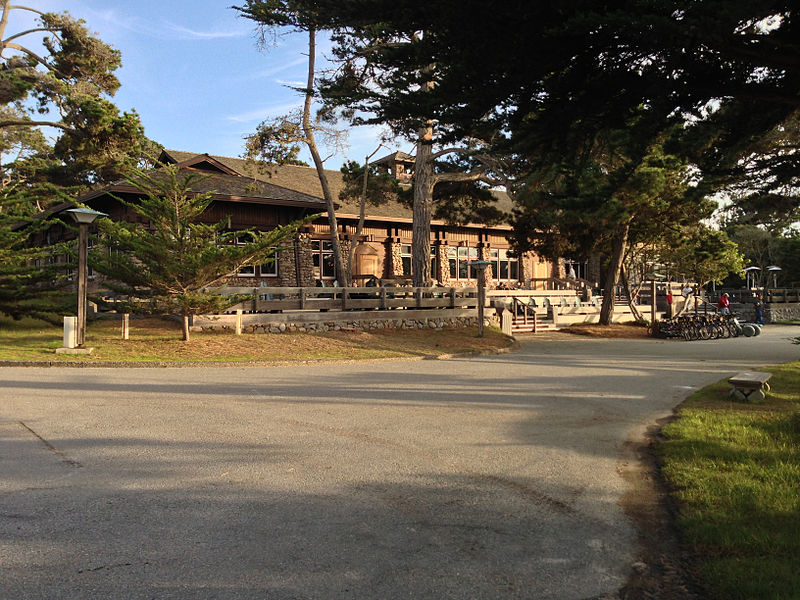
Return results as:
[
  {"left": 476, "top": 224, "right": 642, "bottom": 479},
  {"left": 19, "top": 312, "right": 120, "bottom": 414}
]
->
[{"left": 510, "top": 319, "right": 560, "bottom": 334}]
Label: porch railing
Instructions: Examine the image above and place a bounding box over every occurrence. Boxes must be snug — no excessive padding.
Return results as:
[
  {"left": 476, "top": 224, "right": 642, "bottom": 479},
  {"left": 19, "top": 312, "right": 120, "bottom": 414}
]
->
[{"left": 222, "top": 286, "right": 479, "bottom": 313}]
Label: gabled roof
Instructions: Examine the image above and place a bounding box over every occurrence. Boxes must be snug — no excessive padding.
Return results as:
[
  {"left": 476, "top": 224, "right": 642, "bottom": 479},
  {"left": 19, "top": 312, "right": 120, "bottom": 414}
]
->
[
  {"left": 160, "top": 150, "right": 515, "bottom": 224},
  {"left": 158, "top": 150, "right": 240, "bottom": 176},
  {"left": 373, "top": 150, "right": 415, "bottom": 166},
  {"left": 76, "top": 154, "right": 330, "bottom": 211}
]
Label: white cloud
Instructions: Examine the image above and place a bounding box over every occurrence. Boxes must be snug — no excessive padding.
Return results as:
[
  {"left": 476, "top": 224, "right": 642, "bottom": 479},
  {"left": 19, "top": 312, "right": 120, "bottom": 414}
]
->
[
  {"left": 163, "top": 22, "right": 248, "bottom": 40},
  {"left": 76, "top": 8, "right": 248, "bottom": 41},
  {"left": 252, "top": 56, "right": 308, "bottom": 79},
  {"left": 225, "top": 102, "right": 301, "bottom": 123},
  {"left": 275, "top": 79, "right": 306, "bottom": 87}
]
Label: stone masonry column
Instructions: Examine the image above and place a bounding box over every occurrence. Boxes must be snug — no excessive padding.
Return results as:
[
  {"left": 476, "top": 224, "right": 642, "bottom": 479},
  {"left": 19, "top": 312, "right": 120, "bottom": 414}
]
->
[
  {"left": 389, "top": 241, "right": 405, "bottom": 277},
  {"left": 521, "top": 253, "right": 535, "bottom": 289},
  {"left": 435, "top": 243, "right": 450, "bottom": 285},
  {"left": 288, "top": 232, "right": 314, "bottom": 287},
  {"left": 479, "top": 245, "right": 495, "bottom": 289}
]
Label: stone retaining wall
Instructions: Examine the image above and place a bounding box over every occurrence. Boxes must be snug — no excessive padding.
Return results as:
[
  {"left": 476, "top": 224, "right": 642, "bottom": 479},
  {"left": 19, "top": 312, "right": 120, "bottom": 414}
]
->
[
  {"left": 732, "top": 302, "right": 800, "bottom": 323},
  {"left": 193, "top": 309, "right": 482, "bottom": 334},
  {"left": 765, "top": 302, "right": 800, "bottom": 323}
]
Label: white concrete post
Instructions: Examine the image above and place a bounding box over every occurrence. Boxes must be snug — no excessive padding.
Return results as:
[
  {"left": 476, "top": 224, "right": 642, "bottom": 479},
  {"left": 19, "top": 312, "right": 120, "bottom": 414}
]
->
[
  {"left": 235, "top": 310, "right": 243, "bottom": 335},
  {"left": 63, "top": 316, "right": 77, "bottom": 349},
  {"left": 121, "top": 313, "right": 130, "bottom": 340},
  {"left": 500, "top": 312, "right": 512, "bottom": 336}
]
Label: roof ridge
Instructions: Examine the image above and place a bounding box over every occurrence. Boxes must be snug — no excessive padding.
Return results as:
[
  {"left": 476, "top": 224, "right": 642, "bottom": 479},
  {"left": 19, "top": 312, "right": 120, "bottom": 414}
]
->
[{"left": 164, "top": 149, "right": 342, "bottom": 175}]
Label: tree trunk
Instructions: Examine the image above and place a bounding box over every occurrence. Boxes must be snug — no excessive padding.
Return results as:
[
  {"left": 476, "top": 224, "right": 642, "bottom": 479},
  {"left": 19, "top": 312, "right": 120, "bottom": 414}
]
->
[
  {"left": 412, "top": 134, "right": 434, "bottom": 286},
  {"left": 620, "top": 266, "right": 644, "bottom": 321},
  {"left": 599, "top": 224, "right": 630, "bottom": 325},
  {"left": 302, "top": 27, "right": 347, "bottom": 286},
  {"left": 182, "top": 314, "right": 190, "bottom": 341}
]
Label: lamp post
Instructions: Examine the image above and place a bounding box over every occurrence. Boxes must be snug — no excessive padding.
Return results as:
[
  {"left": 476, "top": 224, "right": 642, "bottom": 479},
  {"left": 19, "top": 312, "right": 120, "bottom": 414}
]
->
[
  {"left": 766, "top": 265, "right": 781, "bottom": 290},
  {"left": 646, "top": 272, "right": 665, "bottom": 324},
  {"left": 66, "top": 208, "right": 106, "bottom": 347},
  {"left": 743, "top": 265, "right": 761, "bottom": 290},
  {"left": 469, "top": 260, "right": 491, "bottom": 337}
]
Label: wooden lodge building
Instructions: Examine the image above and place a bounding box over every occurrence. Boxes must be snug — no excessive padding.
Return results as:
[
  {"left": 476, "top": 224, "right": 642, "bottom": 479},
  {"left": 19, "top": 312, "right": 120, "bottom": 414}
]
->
[{"left": 55, "top": 150, "right": 570, "bottom": 291}]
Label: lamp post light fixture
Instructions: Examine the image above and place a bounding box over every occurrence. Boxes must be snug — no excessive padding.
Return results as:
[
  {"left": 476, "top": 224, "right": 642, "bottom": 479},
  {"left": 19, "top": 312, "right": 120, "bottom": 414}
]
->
[
  {"left": 66, "top": 208, "right": 106, "bottom": 347},
  {"left": 766, "top": 265, "right": 782, "bottom": 289},
  {"left": 469, "top": 260, "right": 492, "bottom": 337},
  {"left": 743, "top": 265, "right": 761, "bottom": 290}
]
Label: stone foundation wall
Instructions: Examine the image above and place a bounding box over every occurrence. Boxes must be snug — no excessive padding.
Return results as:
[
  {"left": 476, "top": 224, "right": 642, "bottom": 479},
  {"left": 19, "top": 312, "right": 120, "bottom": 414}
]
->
[
  {"left": 765, "top": 302, "right": 800, "bottom": 323},
  {"left": 731, "top": 301, "right": 800, "bottom": 323}
]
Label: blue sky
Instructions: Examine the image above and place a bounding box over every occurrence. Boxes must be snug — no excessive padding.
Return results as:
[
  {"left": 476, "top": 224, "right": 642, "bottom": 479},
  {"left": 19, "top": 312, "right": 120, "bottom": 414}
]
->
[{"left": 28, "top": 0, "right": 399, "bottom": 168}]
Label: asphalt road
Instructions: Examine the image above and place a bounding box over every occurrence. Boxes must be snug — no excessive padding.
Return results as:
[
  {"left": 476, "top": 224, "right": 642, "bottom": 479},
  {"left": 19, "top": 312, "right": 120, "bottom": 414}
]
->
[{"left": 1, "top": 326, "right": 797, "bottom": 600}]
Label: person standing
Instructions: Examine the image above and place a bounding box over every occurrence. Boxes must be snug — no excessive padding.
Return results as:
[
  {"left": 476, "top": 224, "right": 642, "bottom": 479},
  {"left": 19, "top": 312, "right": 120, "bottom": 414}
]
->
[
  {"left": 717, "top": 292, "right": 731, "bottom": 315},
  {"left": 666, "top": 288, "right": 674, "bottom": 318},
  {"left": 754, "top": 295, "right": 765, "bottom": 324},
  {"left": 682, "top": 283, "right": 693, "bottom": 313},
  {"left": 567, "top": 264, "right": 576, "bottom": 279}
]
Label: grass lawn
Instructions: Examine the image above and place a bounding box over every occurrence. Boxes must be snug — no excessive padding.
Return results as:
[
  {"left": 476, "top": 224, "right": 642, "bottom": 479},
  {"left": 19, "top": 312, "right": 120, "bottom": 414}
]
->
[
  {"left": 0, "top": 314, "right": 514, "bottom": 363},
  {"left": 658, "top": 361, "right": 800, "bottom": 600}
]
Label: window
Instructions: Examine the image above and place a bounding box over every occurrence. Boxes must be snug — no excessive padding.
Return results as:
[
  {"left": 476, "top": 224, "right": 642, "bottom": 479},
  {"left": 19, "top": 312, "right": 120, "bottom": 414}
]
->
[
  {"left": 448, "top": 246, "right": 479, "bottom": 281},
  {"left": 63, "top": 253, "right": 74, "bottom": 280},
  {"left": 232, "top": 234, "right": 255, "bottom": 277},
  {"left": 87, "top": 237, "right": 95, "bottom": 279},
  {"left": 400, "top": 245, "right": 412, "bottom": 276},
  {"left": 312, "top": 240, "right": 336, "bottom": 279},
  {"left": 492, "top": 249, "right": 519, "bottom": 282},
  {"left": 259, "top": 255, "right": 278, "bottom": 277}
]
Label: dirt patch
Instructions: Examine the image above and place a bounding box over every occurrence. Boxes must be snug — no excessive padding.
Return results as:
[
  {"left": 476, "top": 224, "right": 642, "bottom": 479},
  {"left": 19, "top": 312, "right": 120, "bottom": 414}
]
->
[
  {"left": 611, "top": 421, "right": 704, "bottom": 600},
  {"left": 559, "top": 323, "right": 651, "bottom": 339}
]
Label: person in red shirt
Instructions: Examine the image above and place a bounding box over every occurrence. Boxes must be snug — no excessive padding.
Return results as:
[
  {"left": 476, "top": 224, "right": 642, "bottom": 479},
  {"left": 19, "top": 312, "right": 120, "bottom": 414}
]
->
[{"left": 717, "top": 292, "right": 731, "bottom": 315}]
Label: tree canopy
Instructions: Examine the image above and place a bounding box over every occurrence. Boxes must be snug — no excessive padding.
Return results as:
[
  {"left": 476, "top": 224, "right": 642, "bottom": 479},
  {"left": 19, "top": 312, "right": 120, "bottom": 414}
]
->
[
  {"left": 305, "top": 0, "right": 797, "bottom": 313},
  {"left": 0, "top": 2, "right": 159, "bottom": 203},
  {"left": 0, "top": 183, "right": 71, "bottom": 321}
]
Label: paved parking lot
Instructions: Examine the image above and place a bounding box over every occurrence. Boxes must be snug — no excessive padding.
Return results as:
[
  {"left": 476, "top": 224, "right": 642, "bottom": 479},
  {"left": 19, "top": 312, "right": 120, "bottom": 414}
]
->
[{"left": 1, "top": 326, "right": 797, "bottom": 599}]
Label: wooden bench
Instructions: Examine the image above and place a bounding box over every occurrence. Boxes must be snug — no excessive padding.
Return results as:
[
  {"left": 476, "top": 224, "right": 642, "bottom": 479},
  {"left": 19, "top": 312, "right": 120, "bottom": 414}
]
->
[{"left": 728, "top": 371, "right": 772, "bottom": 402}]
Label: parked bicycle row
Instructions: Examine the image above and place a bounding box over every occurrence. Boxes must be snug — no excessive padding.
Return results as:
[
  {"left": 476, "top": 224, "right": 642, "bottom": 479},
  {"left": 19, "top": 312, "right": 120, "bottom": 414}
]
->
[{"left": 649, "top": 314, "right": 763, "bottom": 341}]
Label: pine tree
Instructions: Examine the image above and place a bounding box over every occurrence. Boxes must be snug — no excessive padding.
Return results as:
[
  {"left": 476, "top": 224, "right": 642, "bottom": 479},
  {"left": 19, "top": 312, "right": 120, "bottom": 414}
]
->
[
  {"left": 0, "top": 3, "right": 159, "bottom": 207},
  {"left": 91, "top": 164, "right": 306, "bottom": 341},
  {"left": 0, "top": 184, "right": 71, "bottom": 321}
]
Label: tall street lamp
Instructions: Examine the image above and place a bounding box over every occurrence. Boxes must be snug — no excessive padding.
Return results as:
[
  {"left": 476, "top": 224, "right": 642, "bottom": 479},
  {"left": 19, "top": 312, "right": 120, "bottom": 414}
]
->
[{"left": 66, "top": 208, "right": 106, "bottom": 347}]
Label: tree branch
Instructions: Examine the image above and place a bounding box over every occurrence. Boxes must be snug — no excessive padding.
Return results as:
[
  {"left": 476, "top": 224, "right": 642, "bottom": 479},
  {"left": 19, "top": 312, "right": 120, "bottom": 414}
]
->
[
  {"left": 430, "top": 147, "right": 466, "bottom": 160},
  {"left": 0, "top": 119, "right": 71, "bottom": 131},
  {"left": 9, "top": 6, "right": 48, "bottom": 18},
  {"left": 2, "top": 42, "right": 65, "bottom": 78},
  {"left": 3, "top": 26, "right": 57, "bottom": 45},
  {"left": 432, "top": 170, "right": 502, "bottom": 186}
]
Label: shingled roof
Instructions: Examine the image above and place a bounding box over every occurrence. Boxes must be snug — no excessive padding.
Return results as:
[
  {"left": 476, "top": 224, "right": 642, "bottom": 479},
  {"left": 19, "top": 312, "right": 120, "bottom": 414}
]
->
[
  {"left": 81, "top": 155, "right": 329, "bottom": 210},
  {"left": 160, "top": 150, "right": 514, "bottom": 224}
]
